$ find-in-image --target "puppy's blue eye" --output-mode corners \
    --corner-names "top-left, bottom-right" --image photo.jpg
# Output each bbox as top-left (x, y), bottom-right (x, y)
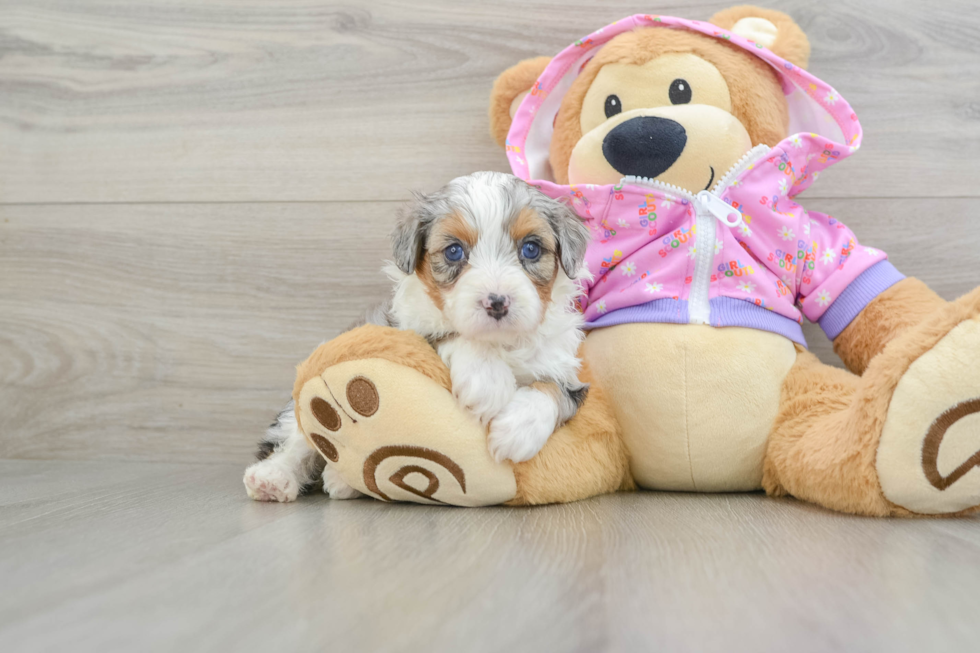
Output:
top-left (444, 244), bottom-right (464, 262)
top-left (521, 242), bottom-right (541, 260)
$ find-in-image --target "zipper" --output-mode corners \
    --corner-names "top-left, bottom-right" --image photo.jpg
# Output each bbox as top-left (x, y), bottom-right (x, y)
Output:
top-left (696, 191), bottom-right (743, 227)
top-left (709, 144), bottom-right (770, 195)
top-left (621, 144), bottom-right (770, 325)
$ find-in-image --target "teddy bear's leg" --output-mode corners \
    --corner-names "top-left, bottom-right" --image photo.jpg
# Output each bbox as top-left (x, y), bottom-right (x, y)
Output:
top-left (291, 325), bottom-right (631, 506)
top-left (764, 287), bottom-right (980, 516)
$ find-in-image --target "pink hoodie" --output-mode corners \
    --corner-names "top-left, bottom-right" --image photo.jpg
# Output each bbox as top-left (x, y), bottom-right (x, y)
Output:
top-left (505, 14), bottom-right (903, 346)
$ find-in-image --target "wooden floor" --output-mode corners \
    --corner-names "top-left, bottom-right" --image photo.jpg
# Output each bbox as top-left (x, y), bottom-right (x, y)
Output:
top-left (3, 459), bottom-right (980, 652)
top-left (2, 1), bottom-right (979, 650)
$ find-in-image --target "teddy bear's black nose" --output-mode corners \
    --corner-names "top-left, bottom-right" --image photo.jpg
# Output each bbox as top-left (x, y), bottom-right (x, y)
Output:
top-left (602, 116), bottom-right (687, 180)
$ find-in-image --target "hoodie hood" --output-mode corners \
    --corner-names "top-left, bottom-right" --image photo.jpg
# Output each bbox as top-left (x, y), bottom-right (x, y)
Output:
top-left (505, 14), bottom-right (862, 195)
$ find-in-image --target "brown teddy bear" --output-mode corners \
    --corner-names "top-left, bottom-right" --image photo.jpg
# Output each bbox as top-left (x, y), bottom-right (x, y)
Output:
top-left (289, 6), bottom-right (980, 516)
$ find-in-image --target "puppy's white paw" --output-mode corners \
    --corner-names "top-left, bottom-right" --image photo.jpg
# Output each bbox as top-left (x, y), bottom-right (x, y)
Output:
top-left (244, 461), bottom-right (299, 502)
top-left (487, 387), bottom-right (559, 463)
top-left (452, 359), bottom-right (516, 425)
top-left (322, 465), bottom-right (363, 500)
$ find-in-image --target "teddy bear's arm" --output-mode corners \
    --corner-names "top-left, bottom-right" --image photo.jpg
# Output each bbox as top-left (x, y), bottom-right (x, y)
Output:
top-left (832, 277), bottom-right (947, 375)
top-left (797, 213), bottom-right (946, 376)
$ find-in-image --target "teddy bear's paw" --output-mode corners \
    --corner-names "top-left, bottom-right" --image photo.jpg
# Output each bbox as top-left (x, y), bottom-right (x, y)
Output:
top-left (322, 465), bottom-right (363, 500)
top-left (877, 314), bottom-right (980, 515)
top-left (295, 358), bottom-right (518, 507)
top-left (243, 460), bottom-right (300, 503)
top-left (487, 387), bottom-right (559, 463)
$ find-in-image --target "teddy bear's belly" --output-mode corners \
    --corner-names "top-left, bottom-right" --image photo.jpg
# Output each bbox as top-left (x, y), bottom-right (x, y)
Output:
top-left (583, 323), bottom-right (798, 492)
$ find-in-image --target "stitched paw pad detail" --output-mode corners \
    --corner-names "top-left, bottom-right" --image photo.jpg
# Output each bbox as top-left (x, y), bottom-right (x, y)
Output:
top-left (295, 359), bottom-right (517, 506)
top-left (303, 377), bottom-right (379, 463)
top-left (921, 398), bottom-right (980, 492)
top-left (877, 317), bottom-right (980, 514)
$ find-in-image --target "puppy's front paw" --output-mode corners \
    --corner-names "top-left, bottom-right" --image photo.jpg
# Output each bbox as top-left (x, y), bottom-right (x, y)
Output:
top-left (452, 360), bottom-right (516, 425)
top-left (322, 465), bottom-right (363, 500)
top-left (244, 461), bottom-right (299, 502)
top-left (487, 387), bottom-right (559, 463)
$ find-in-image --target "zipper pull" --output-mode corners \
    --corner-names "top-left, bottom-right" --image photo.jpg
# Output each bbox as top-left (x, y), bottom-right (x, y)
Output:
top-left (696, 191), bottom-right (743, 228)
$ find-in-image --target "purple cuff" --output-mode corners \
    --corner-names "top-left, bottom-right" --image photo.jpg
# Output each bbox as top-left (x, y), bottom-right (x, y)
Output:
top-left (817, 260), bottom-right (905, 340)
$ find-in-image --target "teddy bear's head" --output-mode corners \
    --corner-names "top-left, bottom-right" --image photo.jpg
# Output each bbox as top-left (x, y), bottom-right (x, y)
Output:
top-left (490, 6), bottom-right (811, 194)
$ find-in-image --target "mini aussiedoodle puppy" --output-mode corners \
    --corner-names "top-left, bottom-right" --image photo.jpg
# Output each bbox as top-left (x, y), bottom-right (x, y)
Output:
top-left (244, 171), bottom-right (592, 502)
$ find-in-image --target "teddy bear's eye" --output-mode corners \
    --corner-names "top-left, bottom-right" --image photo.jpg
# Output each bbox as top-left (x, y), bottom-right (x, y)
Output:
top-left (669, 79), bottom-right (692, 105)
top-left (604, 94), bottom-right (622, 119)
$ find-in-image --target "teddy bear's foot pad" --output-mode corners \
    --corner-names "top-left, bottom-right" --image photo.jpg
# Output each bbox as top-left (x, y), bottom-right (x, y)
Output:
top-left (877, 315), bottom-right (980, 515)
top-left (296, 358), bottom-right (518, 507)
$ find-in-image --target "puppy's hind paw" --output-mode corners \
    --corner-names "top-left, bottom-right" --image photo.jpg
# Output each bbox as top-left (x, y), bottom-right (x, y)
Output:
top-left (322, 465), bottom-right (363, 500)
top-left (244, 461), bottom-right (300, 503)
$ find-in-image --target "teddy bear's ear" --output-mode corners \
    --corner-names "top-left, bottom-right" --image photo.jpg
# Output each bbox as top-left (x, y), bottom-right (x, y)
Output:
top-left (489, 56), bottom-right (551, 147)
top-left (709, 5), bottom-right (810, 69)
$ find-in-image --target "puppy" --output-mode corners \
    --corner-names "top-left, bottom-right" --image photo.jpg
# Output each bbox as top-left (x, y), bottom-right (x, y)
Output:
top-left (244, 171), bottom-right (591, 502)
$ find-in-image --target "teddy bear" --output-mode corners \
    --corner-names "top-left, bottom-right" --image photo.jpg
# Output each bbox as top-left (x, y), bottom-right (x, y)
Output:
top-left (289, 6), bottom-right (980, 516)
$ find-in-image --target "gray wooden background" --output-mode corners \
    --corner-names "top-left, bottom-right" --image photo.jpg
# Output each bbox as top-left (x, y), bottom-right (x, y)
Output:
top-left (2, 0), bottom-right (979, 465)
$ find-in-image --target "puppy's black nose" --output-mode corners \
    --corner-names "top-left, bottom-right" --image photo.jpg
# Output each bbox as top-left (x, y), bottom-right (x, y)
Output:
top-left (483, 294), bottom-right (510, 321)
top-left (602, 116), bottom-right (687, 180)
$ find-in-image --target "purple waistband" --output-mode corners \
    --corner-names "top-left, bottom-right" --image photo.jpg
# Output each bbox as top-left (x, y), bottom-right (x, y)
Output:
top-left (585, 297), bottom-right (807, 346)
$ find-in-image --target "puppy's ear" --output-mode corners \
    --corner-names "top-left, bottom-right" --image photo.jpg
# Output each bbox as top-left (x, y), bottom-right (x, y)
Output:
top-left (542, 199), bottom-right (591, 279)
top-left (489, 56), bottom-right (552, 148)
top-left (710, 6), bottom-right (810, 69)
top-left (391, 192), bottom-right (435, 274)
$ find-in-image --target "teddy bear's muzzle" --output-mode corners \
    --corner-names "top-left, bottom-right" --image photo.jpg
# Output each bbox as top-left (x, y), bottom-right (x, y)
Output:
top-left (602, 115), bottom-right (688, 180)
top-left (567, 104), bottom-right (752, 191)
